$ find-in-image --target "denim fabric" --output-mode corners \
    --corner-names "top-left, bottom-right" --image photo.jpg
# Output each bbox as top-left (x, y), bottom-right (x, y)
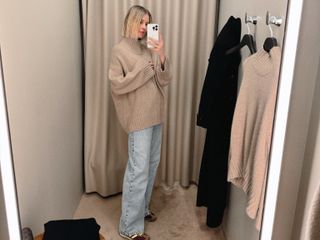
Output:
top-left (119, 124), bottom-right (162, 236)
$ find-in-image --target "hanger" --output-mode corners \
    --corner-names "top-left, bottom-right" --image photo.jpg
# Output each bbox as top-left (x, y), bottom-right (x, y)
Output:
top-left (263, 12), bottom-right (282, 52)
top-left (226, 34), bottom-right (256, 55)
top-left (263, 37), bottom-right (277, 52)
top-left (226, 13), bottom-right (257, 55)
top-left (263, 23), bottom-right (278, 52)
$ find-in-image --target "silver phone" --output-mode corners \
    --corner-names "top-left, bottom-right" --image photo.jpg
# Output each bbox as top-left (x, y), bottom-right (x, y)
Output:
top-left (147, 24), bottom-right (159, 48)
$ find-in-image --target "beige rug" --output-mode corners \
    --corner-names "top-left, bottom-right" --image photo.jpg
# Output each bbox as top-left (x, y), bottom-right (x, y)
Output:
top-left (74, 184), bottom-right (226, 240)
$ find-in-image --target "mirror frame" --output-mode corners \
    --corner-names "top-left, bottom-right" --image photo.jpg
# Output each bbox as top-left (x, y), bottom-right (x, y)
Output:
top-left (261, 0), bottom-right (304, 239)
top-left (0, 46), bottom-right (22, 239)
top-left (0, 0), bottom-right (304, 239)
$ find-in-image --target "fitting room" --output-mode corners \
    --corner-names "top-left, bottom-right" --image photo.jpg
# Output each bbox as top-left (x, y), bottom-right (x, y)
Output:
top-left (1, 0), bottom-right (320, 240)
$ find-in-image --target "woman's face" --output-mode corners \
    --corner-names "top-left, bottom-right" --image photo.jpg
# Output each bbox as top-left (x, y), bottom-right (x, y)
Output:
top-left (138, 14), bottom-right (150, 39)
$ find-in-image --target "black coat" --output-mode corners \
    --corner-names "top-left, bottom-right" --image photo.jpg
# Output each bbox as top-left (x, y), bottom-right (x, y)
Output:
top-left (196, 16), bottom-right (241, 227)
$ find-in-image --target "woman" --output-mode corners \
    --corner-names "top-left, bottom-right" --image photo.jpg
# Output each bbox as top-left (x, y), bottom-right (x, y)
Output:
top-left (108, 5), bottom-right (171, 240)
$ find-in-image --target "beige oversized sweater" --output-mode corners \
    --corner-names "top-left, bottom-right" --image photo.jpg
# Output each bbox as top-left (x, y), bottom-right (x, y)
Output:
top-left (227, 47), bottom-right (281, 230)
top-left (108, 38), bottom-right (172, 133)
top-left (306, 183), bottom-right (320, 240)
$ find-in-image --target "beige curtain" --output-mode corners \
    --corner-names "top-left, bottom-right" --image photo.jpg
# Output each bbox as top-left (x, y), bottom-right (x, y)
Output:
top-left (83, 0), bottom-right (218, 196)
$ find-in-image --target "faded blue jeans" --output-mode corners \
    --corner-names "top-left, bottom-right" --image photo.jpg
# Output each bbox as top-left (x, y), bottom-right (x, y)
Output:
top-left (119, 124), bottom-right (162, 236)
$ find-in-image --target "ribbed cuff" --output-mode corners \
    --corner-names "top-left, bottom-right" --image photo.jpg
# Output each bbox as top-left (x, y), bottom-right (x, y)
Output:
top-left (155, 58), bottom-right (171, 86)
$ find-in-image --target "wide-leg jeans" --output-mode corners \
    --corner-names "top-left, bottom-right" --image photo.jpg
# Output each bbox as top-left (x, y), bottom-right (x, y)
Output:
top-left (119, 124), bottom-right (162, 236)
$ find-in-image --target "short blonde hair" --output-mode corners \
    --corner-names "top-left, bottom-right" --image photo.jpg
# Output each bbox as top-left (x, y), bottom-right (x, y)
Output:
top-left (123, 5), bottom-right (152, 39)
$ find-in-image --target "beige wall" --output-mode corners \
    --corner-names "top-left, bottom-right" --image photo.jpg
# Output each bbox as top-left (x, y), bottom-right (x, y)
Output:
top-left (218, 1), bottom-right (288, 239)
top-left (290, 6), bottom-right (320, 236)
top-left (0, 0), bottom-right (83, 235)
top-left (291, 59), bottom-right (320, 240)
top-left (271, 0), bottom-right (320, 238)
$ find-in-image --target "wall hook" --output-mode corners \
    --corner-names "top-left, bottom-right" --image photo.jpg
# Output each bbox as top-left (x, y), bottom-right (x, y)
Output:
top-left (266, 11), bottom-right (282, 27)
top-left (245, 13), bottom-right (260, 35)
top-left (245, 13), bottom-right (260, 25)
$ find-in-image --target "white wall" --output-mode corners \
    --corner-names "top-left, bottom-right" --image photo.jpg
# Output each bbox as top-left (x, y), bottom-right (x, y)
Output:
top-left (271, 0), bottom-right (320, 238)
top-left (218, 1), bottom-right (288, 239)
top-left (0, 0), bottom-right (83, 235)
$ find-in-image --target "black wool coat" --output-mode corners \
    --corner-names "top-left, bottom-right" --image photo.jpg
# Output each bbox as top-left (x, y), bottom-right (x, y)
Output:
top-left (196, 16), bottom-right (241, 228)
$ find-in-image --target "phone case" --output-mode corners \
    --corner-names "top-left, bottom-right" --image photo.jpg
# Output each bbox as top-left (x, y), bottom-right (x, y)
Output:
top-left (147, 24), bottom-right (159, 48)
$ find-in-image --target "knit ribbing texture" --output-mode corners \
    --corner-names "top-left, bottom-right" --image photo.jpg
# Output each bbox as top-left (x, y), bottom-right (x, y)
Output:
top-left (108, 38), bottom-right (171, 133)
top-left (228, 47), bottom-right (282, 230)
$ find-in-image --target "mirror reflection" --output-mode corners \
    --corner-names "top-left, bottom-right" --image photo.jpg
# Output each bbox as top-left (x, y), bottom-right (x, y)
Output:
top-left (0, 0), bottom-right (289, 239)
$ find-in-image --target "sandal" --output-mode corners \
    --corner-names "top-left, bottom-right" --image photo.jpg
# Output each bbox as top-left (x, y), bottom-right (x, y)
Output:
top-left (119, 232), bottom-right (150, 240)
top-left (144, 212), bottom-right (157, 222)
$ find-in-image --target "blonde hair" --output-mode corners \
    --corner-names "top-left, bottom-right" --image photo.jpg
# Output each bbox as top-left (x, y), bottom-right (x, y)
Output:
top-left (123, 5), bottom-right (152, 39)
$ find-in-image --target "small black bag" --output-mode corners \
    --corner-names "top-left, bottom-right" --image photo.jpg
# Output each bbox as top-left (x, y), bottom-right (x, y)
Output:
top-left (43, 218), bottom-right (100, 240)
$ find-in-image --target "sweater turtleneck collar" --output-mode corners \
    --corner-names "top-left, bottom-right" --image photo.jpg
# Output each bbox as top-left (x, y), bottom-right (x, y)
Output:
top-left (121, 37), bottom-right (146, 55)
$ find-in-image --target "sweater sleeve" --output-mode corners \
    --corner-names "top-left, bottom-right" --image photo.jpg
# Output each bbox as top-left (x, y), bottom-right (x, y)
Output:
top-left (108, 49), bottom-right (155, 95)
top-left (154, 56), bottom-right (172, 86)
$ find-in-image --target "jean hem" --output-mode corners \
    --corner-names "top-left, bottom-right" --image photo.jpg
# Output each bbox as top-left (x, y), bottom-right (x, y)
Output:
top-left (119, 231), bottom-right (145, 238)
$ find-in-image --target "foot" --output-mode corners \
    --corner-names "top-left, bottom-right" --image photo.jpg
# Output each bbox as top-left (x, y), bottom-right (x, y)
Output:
top-left (144, 212), bottom-right (157, 222)
top-left (119, 232), bottom-right (150, 240)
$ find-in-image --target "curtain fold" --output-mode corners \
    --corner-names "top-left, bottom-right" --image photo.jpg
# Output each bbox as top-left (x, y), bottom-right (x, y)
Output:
top-left (83, 0), bottom-right (218, 196)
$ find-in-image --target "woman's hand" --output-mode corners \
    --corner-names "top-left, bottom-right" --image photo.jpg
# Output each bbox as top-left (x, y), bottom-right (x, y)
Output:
top-left (147, 34), bottom-right (166, 65)
top-left (149, 61), bottom-right (154, 70)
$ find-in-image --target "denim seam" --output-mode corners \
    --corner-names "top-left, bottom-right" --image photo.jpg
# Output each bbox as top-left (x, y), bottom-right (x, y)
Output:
top-left (124, 133), bottom-right (136, 230)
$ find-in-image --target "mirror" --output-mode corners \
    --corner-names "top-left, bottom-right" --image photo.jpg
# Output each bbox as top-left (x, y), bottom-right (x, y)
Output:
top-left (0, 46), bottom-right (21, 239)
top-left (0, 170), bottom-right (10, 240)
top-left (0, 46), bottom-right (9, 240)
top-left (0, 0), bottom-right (305, 239)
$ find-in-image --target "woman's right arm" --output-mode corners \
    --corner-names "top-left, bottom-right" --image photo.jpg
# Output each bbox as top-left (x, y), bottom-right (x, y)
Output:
top-left (108, 49), bottom-right (155, 95)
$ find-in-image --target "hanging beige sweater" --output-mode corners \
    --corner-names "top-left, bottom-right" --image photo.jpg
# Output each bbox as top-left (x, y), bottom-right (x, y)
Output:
top-left (228, 47), bottom-right (281, 230)
top-left (306, 183), bottom-right (320, 240)
top-left (108, 37), bottom-right (172, 133)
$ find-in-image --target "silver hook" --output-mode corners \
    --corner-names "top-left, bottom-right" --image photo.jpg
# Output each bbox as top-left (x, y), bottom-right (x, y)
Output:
top-left (245, 13), bottom-right (259, 25)
top-left (266, 11), bottom-right (282, 37)
top-left (245, 13), bottom-right (260, 35)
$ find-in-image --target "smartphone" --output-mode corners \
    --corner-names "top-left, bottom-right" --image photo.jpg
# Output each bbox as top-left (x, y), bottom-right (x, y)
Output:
top-left (147, 24), bottom-right (159, 48)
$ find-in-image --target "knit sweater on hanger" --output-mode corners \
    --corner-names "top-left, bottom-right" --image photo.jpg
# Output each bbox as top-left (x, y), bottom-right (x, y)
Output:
top-left (108, 37), bottom-right (172, 133)
top-left (306, 183), bottom-right (320, 240)
top-left (228, 47), bottom-right (282, 230)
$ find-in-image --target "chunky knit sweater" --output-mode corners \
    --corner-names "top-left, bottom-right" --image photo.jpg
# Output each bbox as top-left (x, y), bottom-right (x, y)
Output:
top-left (227, 47), bottom-right (281, 230)
top-left (108, 38), bottom-right (172, 133)
top-left (306, 183), bottom-right (320, 240)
